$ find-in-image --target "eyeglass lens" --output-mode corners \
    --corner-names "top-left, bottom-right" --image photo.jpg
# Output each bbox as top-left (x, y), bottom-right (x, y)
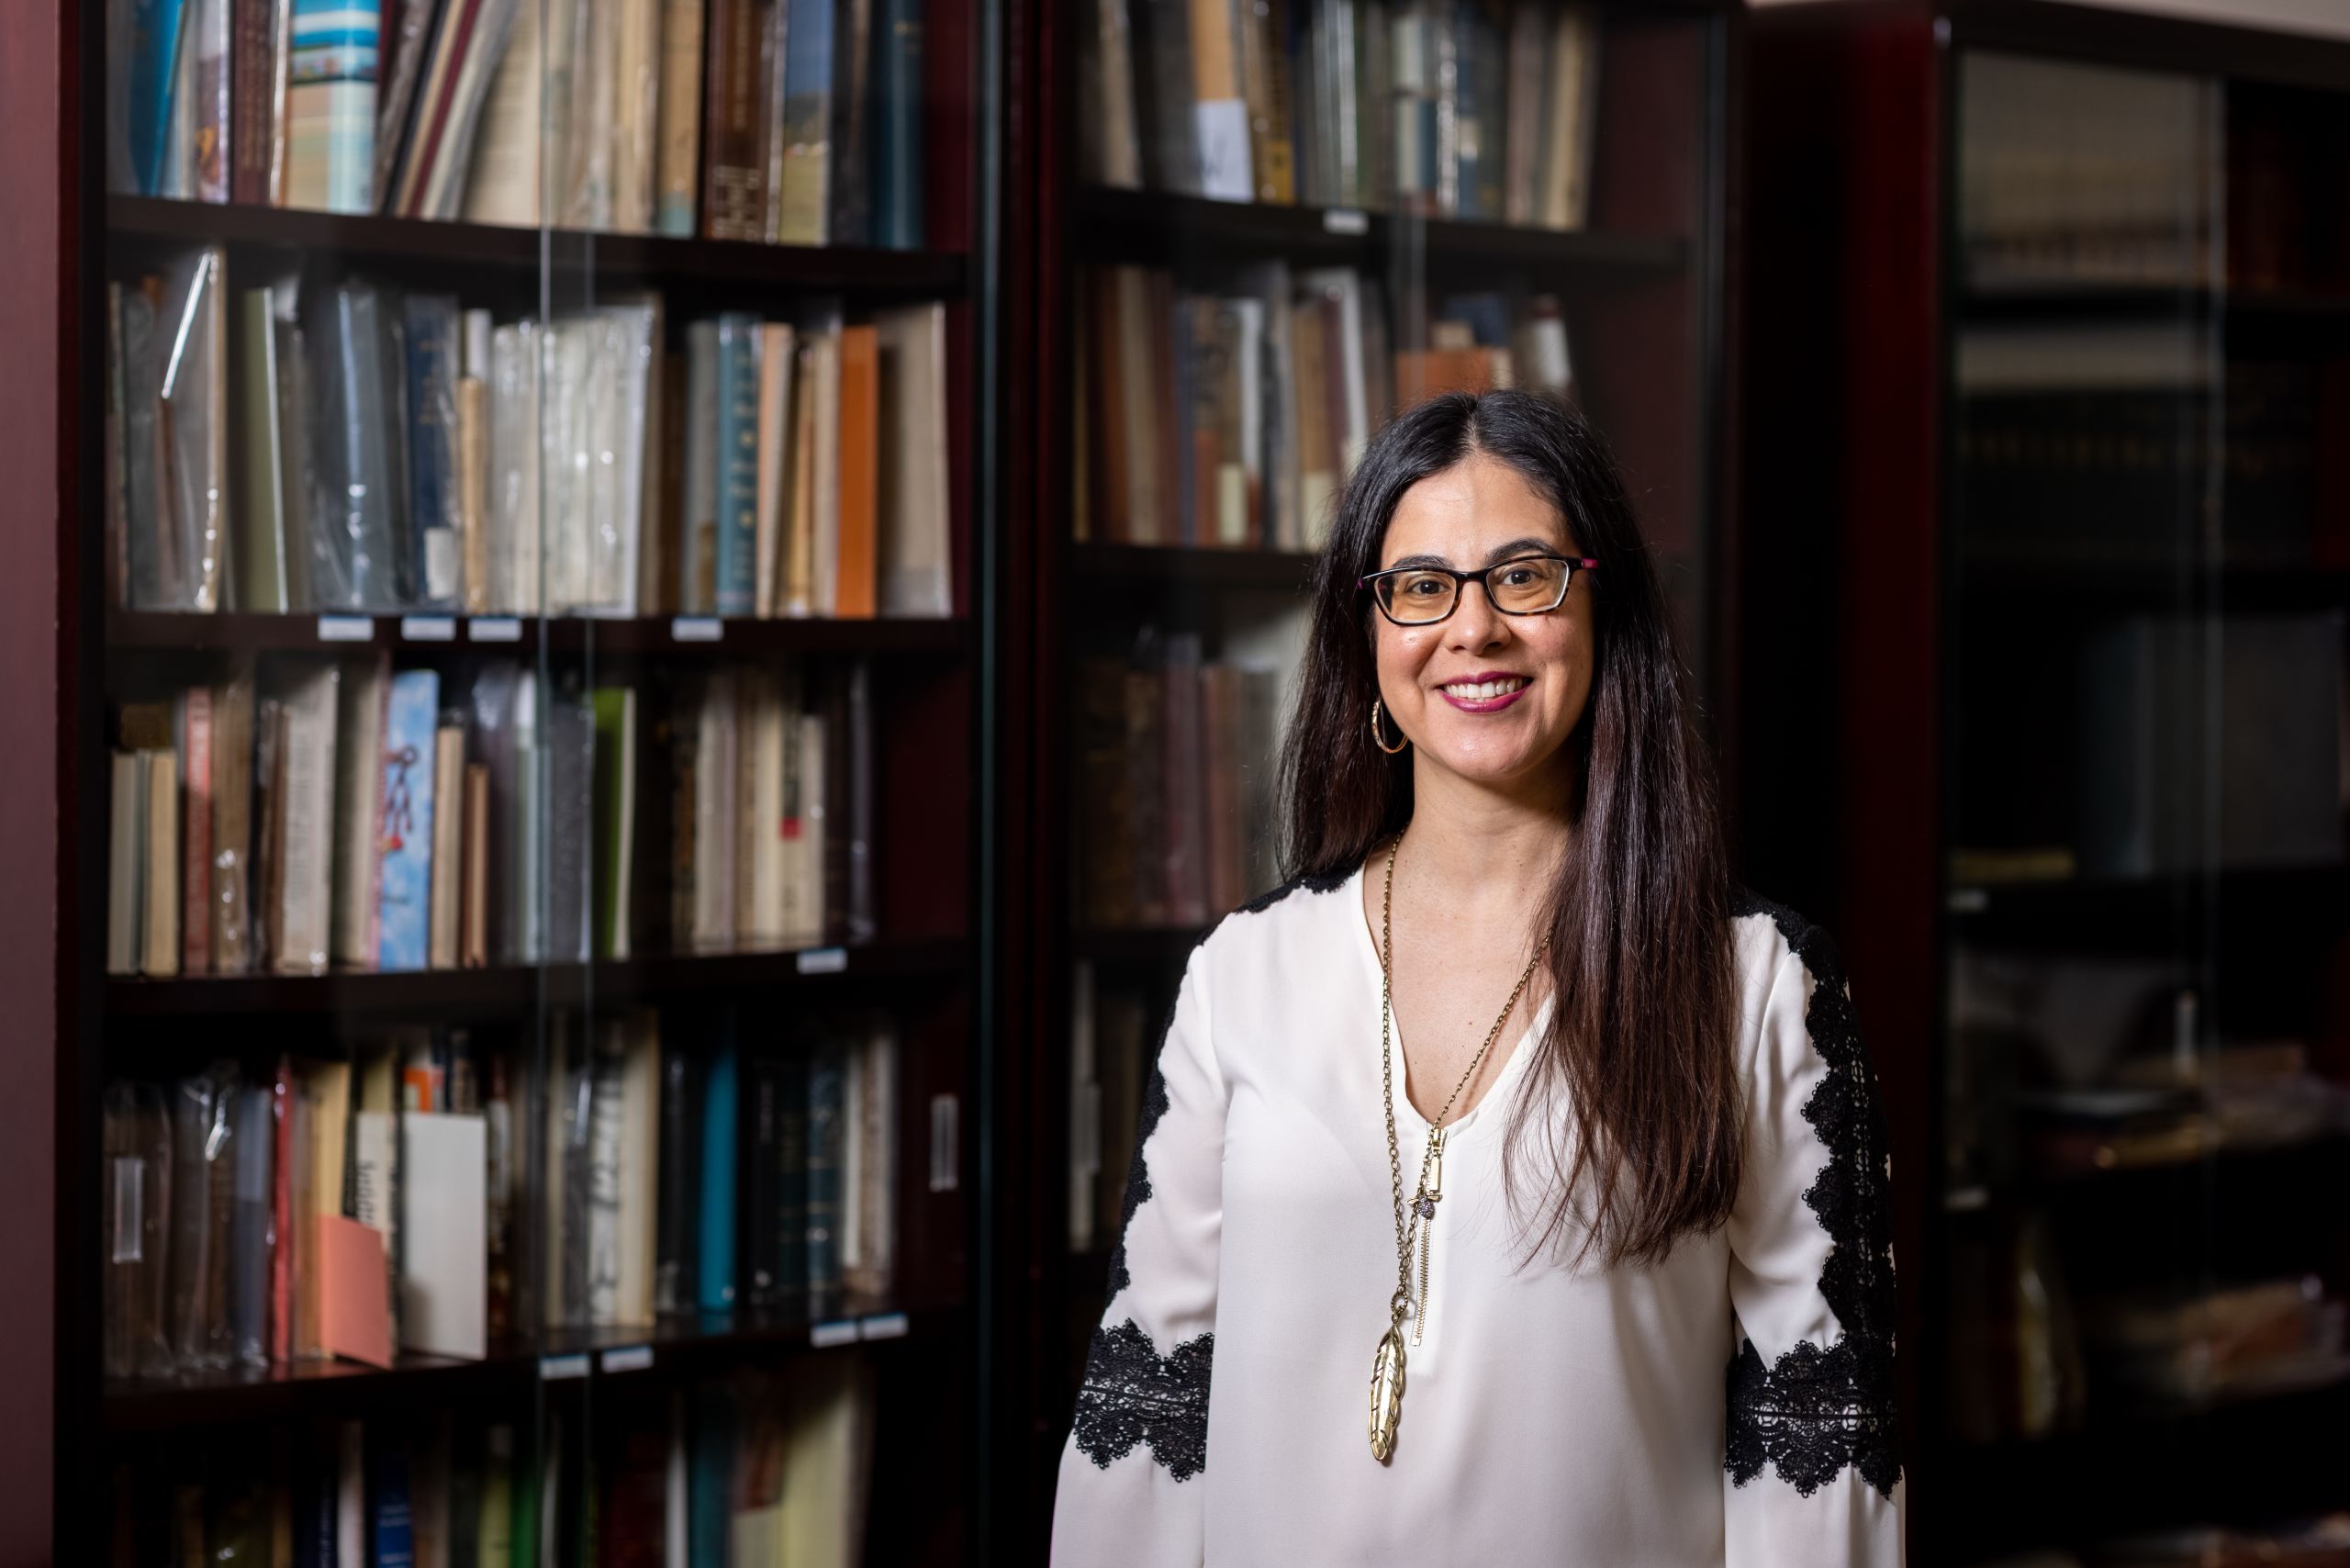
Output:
top-left (1375, 558), bottom-right (1569, 623)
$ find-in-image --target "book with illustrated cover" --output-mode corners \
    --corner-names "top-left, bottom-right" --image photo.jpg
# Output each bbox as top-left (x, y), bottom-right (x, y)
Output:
top-left (375, 668), bottom-right (442, 972)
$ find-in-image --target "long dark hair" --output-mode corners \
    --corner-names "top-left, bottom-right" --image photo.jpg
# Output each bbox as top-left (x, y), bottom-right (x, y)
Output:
top-left (1279, 388), bottom-right (1742, 1271)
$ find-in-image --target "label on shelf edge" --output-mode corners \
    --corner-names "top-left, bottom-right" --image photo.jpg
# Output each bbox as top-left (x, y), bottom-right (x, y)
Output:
top-left (316, 615), bottom-right (374, 643)
top-left (811, 1319), bottom-right (859, 1350)
top-left (539, 1353), bottom-right (591, 1381)
top-left (672, 616), bottom-right (723, 643)
top-left (859, 1312), bottom-right (910, 1341)
top-left (795, 946), bottom-right (849, 975)
top-left (469, 616), bottom-right (523, 643)
top-left (600, 1345), bottom-right (655, 1373)
top-left (1324, 207), bottom-right (1370, 235)
top-left (400, 614), bottom-right (457, 642)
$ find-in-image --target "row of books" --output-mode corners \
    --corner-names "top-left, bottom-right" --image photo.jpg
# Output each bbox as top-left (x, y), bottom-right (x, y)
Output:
top-left (109, 1364), bottom-right (876, 1565)
top-left (108, 251), bottom-right (952, 618)
top-left (1075, 262), bottom-right (1574, 550)
top-left (111, 0), bottom-right (928, 249)
top-left (102, 1009), bottom-right (899, 1381)
top-left (1084, 0), bottom-right (1604, 227)
top-left (105, 655), bottom-right (869, 978)
top-left (1075, 638), bottom-right (1284, 931)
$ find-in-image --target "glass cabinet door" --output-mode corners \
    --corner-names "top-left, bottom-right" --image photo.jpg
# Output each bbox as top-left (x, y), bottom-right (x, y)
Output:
top-left (1938, 44), bottom-right (2350, 1564)
top-left (1051, 0), bottom-right (1730, 1434)
top-left (94, 0), bottom-right (983, 1559)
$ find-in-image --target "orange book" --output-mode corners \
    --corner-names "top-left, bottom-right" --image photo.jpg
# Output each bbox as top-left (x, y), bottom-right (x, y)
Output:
top-left (834, 324), bottom-right (879, 617)
top-left (1395, 348), bottom-right (1509, 409)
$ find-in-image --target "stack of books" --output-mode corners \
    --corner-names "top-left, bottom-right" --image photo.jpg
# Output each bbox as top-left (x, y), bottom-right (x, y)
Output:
top-left (111, 0), bottom-right (929, 247)
top-left (1081, 0), bottom-right (1605, 224)
top-left (106, 253), bottom-right (953, 619)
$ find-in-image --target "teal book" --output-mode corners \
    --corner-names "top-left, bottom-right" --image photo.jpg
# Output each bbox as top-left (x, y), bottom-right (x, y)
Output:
top-left (697, 1036), bottom-right (737, 1312)
top-left (688, 1383), bottom-right (734, 1568)
top-left (871, 0), bottom-right (925, 248)
top-left (126, 0), bottom-right (192, 195)
top-left (375, 669), bottom-right (441, 970)
top-left (712, 316), bottom-right (762, 616)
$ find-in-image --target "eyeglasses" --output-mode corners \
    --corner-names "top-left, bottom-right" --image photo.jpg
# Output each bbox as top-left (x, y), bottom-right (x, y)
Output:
top-left (1358, 554), bottom-right (1598, 626)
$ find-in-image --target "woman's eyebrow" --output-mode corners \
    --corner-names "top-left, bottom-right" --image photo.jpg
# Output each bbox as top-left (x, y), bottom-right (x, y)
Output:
top-left (1379, 538), bottom-right (1561, 572)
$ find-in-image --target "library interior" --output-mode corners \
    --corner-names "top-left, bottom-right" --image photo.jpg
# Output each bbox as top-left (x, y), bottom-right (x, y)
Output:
top-left (5, 0), bottom-right (2350, 1562)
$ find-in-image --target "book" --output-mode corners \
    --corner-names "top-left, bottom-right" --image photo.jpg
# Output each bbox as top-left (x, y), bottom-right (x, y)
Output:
top-left (714, 315), bottom-right (764, 616)
top-left (698, 1035), bottom-right (737, 1312)
top-left (376, 668), bottom-right (442, 971)
top-left (428, 724), bottom-right (465, 969)
top-left (655, 0), bottom-right (705, 234)
top-left (179, 686), bottom-right (213, 975)
top-left (398, 1112), bottom-right (487, 1359)
top-left (874, 303), bottom-right (951, 616)
top-left (284, 0), bottom-right (381, 213)
top-left (403, 293), bottom-right (464, 608)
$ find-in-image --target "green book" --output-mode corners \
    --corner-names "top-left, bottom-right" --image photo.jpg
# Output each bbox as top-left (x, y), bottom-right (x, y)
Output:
top-left (591, 687), bottom-right (638, 959)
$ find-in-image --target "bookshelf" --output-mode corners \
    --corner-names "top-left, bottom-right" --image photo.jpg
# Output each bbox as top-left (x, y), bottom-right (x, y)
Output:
top-left (992, 0), bottom-right (1743, 1552)
top-left (23, 0), bottom-right (991, 1558)
top-left (1745, 2), bottom-right (2350, 1562)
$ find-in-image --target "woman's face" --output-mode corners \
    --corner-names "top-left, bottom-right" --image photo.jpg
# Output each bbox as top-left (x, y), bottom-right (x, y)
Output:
top-left (1369, 451), bottom-right (1595, 793)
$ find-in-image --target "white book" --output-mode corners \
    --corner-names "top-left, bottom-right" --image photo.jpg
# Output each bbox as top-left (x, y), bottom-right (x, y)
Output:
top-left (276, 664), bottom-right (341, 975)
top-left (489, 322), bottom-right (543, 615)
top-left (337, 1423), bottom-right (365, 1565)
top-left (745, 671), bottom-right (788, 945)
top-left (587, 1023), bottom-right (626, 1326)
top-left (400, 1114), bottom-right (487, 1360)
top-left (461, 0), bottom-right (546, 226)
top-left (796, 708), bottom-right (827, 941)
top-left (845, 1024), bottom-right (897, 1296)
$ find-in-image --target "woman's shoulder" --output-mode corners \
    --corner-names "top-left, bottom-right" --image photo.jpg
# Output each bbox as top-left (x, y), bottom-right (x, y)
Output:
top-left (1726, 882), bottom-right (1865, 1078)
top-left (1727, 883), bottom-right (1850, 988)
top-left (1184, 865), bottom-right (1362, 984)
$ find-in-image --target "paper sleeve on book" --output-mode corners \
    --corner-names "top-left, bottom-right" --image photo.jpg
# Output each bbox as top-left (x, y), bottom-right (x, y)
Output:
top-left (319, 1215), bottom-right (395, 1371)
top-left (400, 1112), bottom-right (488, 1360)
top-left (1193, 100), bottom-right (1255, 202)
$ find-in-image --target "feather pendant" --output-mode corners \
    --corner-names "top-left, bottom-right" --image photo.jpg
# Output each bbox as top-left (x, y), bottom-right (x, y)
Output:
top-left (1369, 1325), bottom-right (1407, 1462)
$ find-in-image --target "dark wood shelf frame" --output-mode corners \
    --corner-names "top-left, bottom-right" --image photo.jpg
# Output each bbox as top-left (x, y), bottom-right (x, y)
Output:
top-left (1067, 543), bottom-right (1321, 592)
top-left (106, 196), bottom-right (969, 298)
top-left (106, 610), bottom-right (970, 657)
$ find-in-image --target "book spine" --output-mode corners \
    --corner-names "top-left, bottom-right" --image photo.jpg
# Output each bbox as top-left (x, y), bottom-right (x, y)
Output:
top-left (271, 1059), bottom-right (294, 1361)
top-left (181, 686), bottom-right (213, 974)
top-left (701, 0), bottom-right (767, 239)
top-left (803, 1042), bottom-right (845, 1296)
top-left (827, 0), bottom-right (874, 246)
top-left (713, 316), bottom-right (762, 616)
top-left (776, 0), bottom-right (835, 244)
top-left (655, 0), bottom-right (706, 235)
top-left (375, 669), bottom-right (442, 972)
top-left (655, 1043), bottom-right (696, 1316)
top-left (776, 1054), bottom-right (809, 1304)
top-left (872, 0), bottom-right (923, 247)
top-left (403, 295), bottom-right (462, 608)
top-left (284, 0), bottom-right (380, 214)
top-left (230, 0), bottom-right (276, 201)
top-left (696, 1039), bottom-right (737, 1312)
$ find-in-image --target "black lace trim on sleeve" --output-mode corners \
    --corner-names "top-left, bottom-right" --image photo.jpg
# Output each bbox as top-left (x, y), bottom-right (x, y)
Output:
top-left (1103, 1058), bottom-right (1171, 1301)
top-left (1723, 890), bottom-right (1903, 1502)
top-left (1074, 1318), bottom-right (1215, 1482)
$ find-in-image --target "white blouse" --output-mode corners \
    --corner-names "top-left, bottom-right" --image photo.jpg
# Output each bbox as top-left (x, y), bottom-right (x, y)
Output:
top-left (1050, 866), bottom-right (1906, 1567)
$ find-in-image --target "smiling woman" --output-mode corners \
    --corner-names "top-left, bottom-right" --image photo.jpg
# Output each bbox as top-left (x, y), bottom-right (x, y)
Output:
top-left (1049, 390), bottom-right (1905, 1567)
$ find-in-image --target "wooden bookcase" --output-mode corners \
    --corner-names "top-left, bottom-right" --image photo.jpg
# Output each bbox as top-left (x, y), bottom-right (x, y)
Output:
top-left (11, 0), bottom-right (994, 1560)
top-left (1745, 2), bottom-right (2350, 1561)
top-left (986, 0), bottom-right (1745, 1553)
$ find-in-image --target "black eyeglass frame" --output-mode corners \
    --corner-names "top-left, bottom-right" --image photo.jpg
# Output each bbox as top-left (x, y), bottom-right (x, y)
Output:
top-left (1356, 554), bottom-right (1600, 626)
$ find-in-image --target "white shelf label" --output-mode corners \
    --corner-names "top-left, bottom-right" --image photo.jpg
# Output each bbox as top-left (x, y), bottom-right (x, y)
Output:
top-left (469, 616), bottom-right (523, 643)
top-left (810, 1319), bottom-right (860, 1350)
top-left (539, 1353), bottom-right (591, 1382)
top-left (859, 1312), bottom-right (910, 1342)
top-left (316, 615), bottom-right (374, 643)
top-left (671, 616), bottom-right (723, 643)
top-left (1323, 207), bottom-right (1370, 235)
top-left (600, 1344), bottom-right (655, 1373)
top-left (795, 946), bottom-right (849, 975)
top-left (400, 615), bottom-right (456, 643)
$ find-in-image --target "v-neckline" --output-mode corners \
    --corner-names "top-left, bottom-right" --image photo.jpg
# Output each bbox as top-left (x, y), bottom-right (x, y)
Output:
top-left (1347, 861), bottom-right (1553, 1141)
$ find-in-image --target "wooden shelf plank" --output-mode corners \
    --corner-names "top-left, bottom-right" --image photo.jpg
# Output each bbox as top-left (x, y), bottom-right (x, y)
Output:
top-left (103, 1302), bottom-right (952, 1434)
top-left (1069, 543), bottom-right (1320, 592)
top-left (107, 196), bottom-right (968, 297)
top-left (106, 610), bottom-right (968, 656)
top-left (104, 938), bottom-right (967, 1018)
top-left (1072, 186), bottom-right (1689, 274)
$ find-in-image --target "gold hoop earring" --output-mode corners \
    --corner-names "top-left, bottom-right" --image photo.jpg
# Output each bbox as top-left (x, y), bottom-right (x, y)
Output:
top-left (1370, 698), bottom-right (1409, 755)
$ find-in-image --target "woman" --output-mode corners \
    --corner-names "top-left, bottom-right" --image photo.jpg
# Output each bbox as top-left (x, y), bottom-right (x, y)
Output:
top-left (1050, 389), bottom-right (1904, 1565)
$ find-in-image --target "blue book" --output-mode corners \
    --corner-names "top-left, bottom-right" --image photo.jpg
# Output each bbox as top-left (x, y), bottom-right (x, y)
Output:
top-left (804, 1040), bottom-right (846, 1298)
top-left (375, 669), bottom-right (441, 970)
top-left (126, 0), bottom-right (192, 196)
top-left (871, 0), bottom-right (924, 249)
top-left (697, 1036), bottom-right (737, 1311)
top-left (712, 317), bottom-right (762, 617)
top-left (370, 1435), bottom-right (415, 1568)
top-left (776, 1055), bottom-right (810, 1306)
top-left (778, 0), bottom-right (837, 245)
top-left (401, 294), bottom-right (462, 610)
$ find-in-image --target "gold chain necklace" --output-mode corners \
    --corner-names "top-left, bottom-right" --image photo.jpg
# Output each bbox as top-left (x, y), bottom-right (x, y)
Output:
top-left (1369, 834), bottom-right (1549, 1463)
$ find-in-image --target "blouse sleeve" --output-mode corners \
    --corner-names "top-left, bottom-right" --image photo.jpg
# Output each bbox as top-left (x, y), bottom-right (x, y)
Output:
top-left (1723, 921), bottom-right (1906, 1567)
top-left (1050, 954), bottom-right (1225, 1568)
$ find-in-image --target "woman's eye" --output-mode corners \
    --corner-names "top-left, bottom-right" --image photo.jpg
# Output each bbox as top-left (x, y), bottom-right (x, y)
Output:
top-left (1404, 577), bottom-right (1446, 596)
top-left (1499, 568), bottom-right (1534, 587)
